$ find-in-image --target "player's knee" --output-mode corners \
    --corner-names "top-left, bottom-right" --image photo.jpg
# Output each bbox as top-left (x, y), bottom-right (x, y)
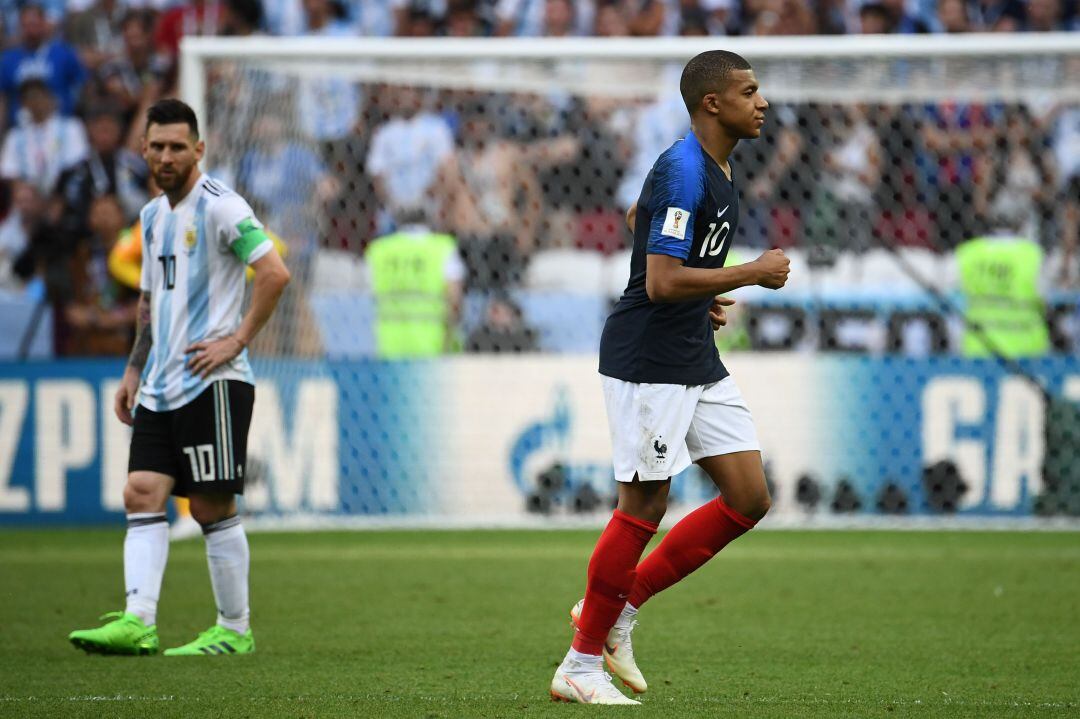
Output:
top-left (741, 492), bottom-right (771, 522)
top-left (188, 496), bottom-right (235, 526)
top-left (123, 477), bottom-right (167, 513)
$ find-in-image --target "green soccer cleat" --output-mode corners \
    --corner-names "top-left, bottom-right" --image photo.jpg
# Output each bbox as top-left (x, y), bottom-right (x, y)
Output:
top-left (69, 612), bottom-right (159, 656)
top-left (164, 625), bottom-right (254, 656)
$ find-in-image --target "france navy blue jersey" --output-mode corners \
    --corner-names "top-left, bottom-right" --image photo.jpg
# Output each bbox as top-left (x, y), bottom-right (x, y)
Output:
top-left (599, 132), bottom-right (738, 386)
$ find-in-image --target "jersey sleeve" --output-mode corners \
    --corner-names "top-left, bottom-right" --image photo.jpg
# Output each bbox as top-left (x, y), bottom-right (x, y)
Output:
top-left (210, 193), bottom-right (274, 265)
top-left (138, 214), bottom-right (153, 291)
top-left (646, 148), bottom-right (704, 261)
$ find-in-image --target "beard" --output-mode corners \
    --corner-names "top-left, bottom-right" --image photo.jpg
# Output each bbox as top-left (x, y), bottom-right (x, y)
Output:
top-left (153, 163), bottom-right (193, 192)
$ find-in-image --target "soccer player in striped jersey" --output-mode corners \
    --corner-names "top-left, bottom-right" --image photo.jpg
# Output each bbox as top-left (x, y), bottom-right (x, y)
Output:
top-left (69, 99), bottom-right (290, 657)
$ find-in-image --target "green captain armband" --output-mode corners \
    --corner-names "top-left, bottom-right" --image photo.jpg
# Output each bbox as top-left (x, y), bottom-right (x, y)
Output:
top-left (231, 217), bottom-right (270, 263)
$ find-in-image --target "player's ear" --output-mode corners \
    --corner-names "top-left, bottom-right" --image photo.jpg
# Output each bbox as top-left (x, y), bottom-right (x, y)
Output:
top-left (701, 92), bottom-right (722, 116)
top-left (194, 138), bottom-right (206, 163)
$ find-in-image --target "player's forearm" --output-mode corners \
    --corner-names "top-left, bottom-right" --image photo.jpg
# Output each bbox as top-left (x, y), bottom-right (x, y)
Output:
top-left (647, 262), bottom-right (762, 303)
top-left (233, 264), bottom-right (290, 346)
top-left (127, 292), bottom-right (153, 371)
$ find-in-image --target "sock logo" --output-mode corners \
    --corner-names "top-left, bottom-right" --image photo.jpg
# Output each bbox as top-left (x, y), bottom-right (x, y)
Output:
top-left (126, 589), bottom-right (138, 597)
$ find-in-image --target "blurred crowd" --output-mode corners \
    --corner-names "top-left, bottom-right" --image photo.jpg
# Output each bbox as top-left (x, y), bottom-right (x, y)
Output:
top-left (0, 0), bottom-right (1077, 359)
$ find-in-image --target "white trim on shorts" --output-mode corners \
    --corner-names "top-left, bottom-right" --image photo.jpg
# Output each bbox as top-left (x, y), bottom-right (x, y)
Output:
top-left (601, 375), bottom-right (761, 483)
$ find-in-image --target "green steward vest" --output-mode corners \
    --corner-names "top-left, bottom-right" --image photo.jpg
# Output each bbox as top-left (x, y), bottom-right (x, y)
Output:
top-left (956, 236), bottom-right (1049, 358)
top-left (366, 231), bottom-right (457, 358)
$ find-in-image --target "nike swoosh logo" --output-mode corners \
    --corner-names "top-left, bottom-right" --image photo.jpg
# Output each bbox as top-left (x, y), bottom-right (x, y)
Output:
top-left (564, 676), bottom-right (596, 703)
top-left (717, 204), bottom-right (730, 219)
top-left (605, 643), bottom-right (619, 655)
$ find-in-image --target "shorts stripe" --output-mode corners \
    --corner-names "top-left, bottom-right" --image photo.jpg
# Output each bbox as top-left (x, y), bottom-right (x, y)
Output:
top-left (215, 382), bottom-right (227, 480)
top-left (224, 387), bottom-right (234, 480)
top-left (214, 384), bottom-right (223, 479)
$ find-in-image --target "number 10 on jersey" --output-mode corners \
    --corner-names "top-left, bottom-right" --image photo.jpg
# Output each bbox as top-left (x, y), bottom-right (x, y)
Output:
top-left (158, 254), bottom-right (176, 290)
top-left (699, 221), bottom-right (730, 258)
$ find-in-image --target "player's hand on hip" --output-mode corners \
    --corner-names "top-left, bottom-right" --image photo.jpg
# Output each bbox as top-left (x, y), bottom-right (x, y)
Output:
top-left (754, 249), bottom-right (790, 290)
top-left (185, 336), bottom-right (244, 380)
top-left (710, 296), bottom-right (736, 330)
top-left (114, 368), bottom-right (140, 426)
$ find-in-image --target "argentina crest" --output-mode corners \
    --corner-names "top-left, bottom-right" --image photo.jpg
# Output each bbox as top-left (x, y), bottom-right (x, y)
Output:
top-left (184, 225), bottom-right (197, 254)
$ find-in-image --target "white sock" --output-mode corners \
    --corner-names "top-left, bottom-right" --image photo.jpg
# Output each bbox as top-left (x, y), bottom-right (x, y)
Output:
top-left (563, 647), bottom-right (604, 670)
top-left (123, 513), bottom-right (169, 627)
top-left (202, 515), bottom-right (250, 634)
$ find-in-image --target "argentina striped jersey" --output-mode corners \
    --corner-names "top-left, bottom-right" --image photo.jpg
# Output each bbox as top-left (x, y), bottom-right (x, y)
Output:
top-left (138, 174), bottom-right (273, 412)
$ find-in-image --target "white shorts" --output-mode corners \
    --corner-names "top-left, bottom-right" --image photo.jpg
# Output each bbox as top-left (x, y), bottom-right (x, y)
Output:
top-left (602, 375), bottom-right (761, 483)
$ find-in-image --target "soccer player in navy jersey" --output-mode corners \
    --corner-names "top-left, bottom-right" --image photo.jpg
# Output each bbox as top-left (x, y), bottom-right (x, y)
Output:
top-left (550, 50), bottom-right (790, 705)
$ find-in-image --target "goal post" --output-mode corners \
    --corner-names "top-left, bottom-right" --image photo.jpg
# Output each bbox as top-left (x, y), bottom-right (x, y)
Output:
top-left (175, 34), bottom-right (1080, 527)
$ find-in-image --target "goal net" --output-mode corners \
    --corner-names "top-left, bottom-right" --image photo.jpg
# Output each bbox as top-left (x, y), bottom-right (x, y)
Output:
top-left (181, 35), bottom-right (1080, 526)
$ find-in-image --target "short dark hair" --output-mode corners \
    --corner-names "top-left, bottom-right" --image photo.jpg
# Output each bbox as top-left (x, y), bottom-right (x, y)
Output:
top-left (146, 98), bottom-right (199, 139)
top-left (225, 0), bottom-right (264, 29)
top-left (17, 76), bottom-right (50, 98)
top-left (679, 50), bottom-right (753, 115)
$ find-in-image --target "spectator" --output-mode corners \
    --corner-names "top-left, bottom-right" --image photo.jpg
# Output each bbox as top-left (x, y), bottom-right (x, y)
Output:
top-left (858, 0), bottom-right (893, 31)
top-left (446, 0), bottom-right (491, 34)
top-left (0, 0), bottom-right (64, 44)
top-left (1, 182), bottom-right (48, 289)
top-left (296, 0), bottom-right (360, 147)
top-left (466, 293), bottom-right (539, 352)
top-left (154, 0), bottom-right (224, 61)
top-left (494, 0), bottom-right (594, 36)
top-left (626, 0), bottom-right (680, 36)
top-left (883, 0), bottom-right (934, 31)
top-left (91, 10), bottom-right (168, 141)
top-left (235, 113), bottom-right (338, 250)
top-left (975, 104), bottom-right (1054, 247)
top-left (223, 0), bottom-right (266, 34)
top-left (398, 2), bottom-right (441, 35)
top-left (64, 0), bottom-right (128, 74)
top-left (56, 107), bottom-right (149, 237)
top-left (0, 78), bottom-right (88, 195)
top-left (62, 194), bottom-right (137, 356)
top-left (0, 180), bottom-right (21, 288)
top-left (366, 85), bottom-right (454, 232)
top-left (805, 104), bottom-right (882, 262)
top-left (733, 103), bottom-right (805, 249)
top-left (594, 0), bottom-right (631, 34)
top-left (934, 0), bottom-right (972, 30)
top-left (1052, 103), bottom-right (1080, 284)
top-left (919, 101), bottom-right (996, 249)
top-left (535, 96), bottom-right (628, 253)
top-left (1024, 0), bottom-right (1069, 30)
top-left (0, 3), bottom-right (86, 128)
top-left (443, 102), bottom-right (542, 286)
top-left (748, 0), bottom-right (817, 34)
top-left (351, 0), bottom-right (412, 36)
top-left (968, 0), bottom-right (1025, 30)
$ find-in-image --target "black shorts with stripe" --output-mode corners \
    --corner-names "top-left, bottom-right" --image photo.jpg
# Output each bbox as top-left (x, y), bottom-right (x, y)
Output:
top-left (128, 380), bottom-right (254, 497)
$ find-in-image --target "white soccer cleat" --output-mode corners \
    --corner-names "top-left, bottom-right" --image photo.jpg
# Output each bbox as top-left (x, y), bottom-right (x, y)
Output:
top-left (570, 598), bottom-right (648, 694)
top-left (550, 655), bottom-right (641, 705)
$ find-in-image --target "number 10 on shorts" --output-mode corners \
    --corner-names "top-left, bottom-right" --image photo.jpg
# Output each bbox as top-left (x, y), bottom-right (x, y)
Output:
top-left (182, 444), bottom-right (216, 482)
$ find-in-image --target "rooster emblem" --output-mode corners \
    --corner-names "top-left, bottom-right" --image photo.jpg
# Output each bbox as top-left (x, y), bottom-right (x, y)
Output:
top-left (653, 439), bottom-right (667, 459)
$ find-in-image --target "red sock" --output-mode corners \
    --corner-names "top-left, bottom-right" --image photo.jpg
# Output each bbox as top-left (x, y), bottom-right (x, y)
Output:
top-left (627, 497), bottom-right (755, 610)
top-left (571, 509), bottom-right (658, 655)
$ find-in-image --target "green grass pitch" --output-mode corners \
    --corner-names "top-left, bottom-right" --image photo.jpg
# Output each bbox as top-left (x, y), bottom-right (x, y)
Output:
top-left (1, 528), bottom-right (1077, 718)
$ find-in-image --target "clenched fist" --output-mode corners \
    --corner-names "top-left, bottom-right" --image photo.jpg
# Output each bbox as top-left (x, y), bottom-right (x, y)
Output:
top-left (754, 248), bottom-right (790, 290)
